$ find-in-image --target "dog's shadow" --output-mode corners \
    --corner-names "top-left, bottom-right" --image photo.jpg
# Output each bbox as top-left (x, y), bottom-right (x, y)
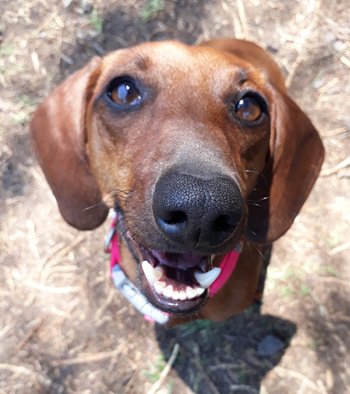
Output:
top-left (155, 245), bottom-right (296, 393)
top-left (155, 310), bottom-right (296, 393)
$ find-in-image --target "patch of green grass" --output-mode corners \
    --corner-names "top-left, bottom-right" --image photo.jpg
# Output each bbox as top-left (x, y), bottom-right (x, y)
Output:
top-left (323, 266), bottom-right (338, 276)
top-left (141, 0), bottom-right (165, 21)
top-left (143, 354), bottom-right (166, 382)
top-left (326, 235), bottom-right (342, 248)
top-left (0, 44), bottom-right (14, 56)
top-left (246, 303), bottom-right (261, 314)
top-left (193, 372), bottom-right (201, 392)
top-left (309, 338), bottom-right (317, 351)
top-left (280, 285), bottom-right (293, 298)
top-left (300, 284), bottom-right (310, 296)
top-left (168, 379), bottom-right (174, 394)
top-left (180, 319), bottom-right (215, 336)
top-left (15, 94), bottom-right (40, 110)
top-left (9, 112), bottom-right (30, 124)
top-left (90, 9), bottom-right (103, 34)
top-left (284, 268), bottom-right (303, 281)
top-left (238, 371), bottom-right (246, 384)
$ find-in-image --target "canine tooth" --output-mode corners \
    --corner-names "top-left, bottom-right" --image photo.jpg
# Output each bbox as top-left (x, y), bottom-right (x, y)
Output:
top-left (195, 287), bottom-right (205, 296)
top-left (179, 290), bottom-right (187, 301)
top-left (163, 285), bottom-right (174, 298)
top-left (194, 267), bottom-right (221, 288)
top-left (186, 286), bottom-right (197, 299)
top-left (142, 261), bottom-right (162, 285)
top-left (154, 280), bottom-right (165, 295)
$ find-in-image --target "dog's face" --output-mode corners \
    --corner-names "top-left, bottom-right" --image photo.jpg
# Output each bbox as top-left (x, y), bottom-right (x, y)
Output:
top-left (85, 42), bottom-right (271, 314)
top-left (30, 39), bottom-right (324, 321)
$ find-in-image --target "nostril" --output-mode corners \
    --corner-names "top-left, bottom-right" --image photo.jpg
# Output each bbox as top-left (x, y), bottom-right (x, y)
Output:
top-left (163, 211), bottom-right (187, 226)
top-left (212, 214), bottom-right (238, 234)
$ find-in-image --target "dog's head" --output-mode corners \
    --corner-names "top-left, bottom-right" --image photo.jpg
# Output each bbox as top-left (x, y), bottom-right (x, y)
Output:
top-left (30, 39), bottom-right (324, 317)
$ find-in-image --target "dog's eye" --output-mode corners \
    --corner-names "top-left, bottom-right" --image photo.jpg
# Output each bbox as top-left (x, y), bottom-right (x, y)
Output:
top-left (235, 96), bottom-right (263, 122)
top-left (108, 80), bottom-right (142, 106)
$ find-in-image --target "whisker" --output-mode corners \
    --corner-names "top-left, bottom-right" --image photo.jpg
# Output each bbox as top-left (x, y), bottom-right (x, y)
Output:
top-left (82, 201), bottom-right (107, 211)
top-left (245, 169), bottom-right (268, 184)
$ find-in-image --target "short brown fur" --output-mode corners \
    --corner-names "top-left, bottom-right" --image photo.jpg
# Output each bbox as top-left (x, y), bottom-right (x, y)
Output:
top-left (30, 39), bottom-right (324, 324)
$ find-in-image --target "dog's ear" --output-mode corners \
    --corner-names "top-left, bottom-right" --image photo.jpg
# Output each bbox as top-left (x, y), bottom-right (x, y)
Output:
top-left (246, 89), bottom-right (324, 243)
top-left (30, 58), bottom-right (109, 230)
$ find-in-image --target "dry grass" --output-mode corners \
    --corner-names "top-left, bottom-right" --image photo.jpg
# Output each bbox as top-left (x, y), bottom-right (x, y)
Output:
top-left (1, 0), bottom-right (349, 393)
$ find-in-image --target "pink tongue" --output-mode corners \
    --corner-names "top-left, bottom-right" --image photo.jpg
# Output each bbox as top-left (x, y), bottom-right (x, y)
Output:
top-left (150, 250), bottom-right (206, 269)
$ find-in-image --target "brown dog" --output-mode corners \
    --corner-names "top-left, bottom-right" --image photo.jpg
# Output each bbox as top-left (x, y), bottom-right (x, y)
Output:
top-left (30, 39), bottom-right (324, 324)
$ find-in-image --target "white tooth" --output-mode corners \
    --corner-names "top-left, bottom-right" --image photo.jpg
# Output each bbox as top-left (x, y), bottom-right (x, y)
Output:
top-left (142, 261), bottom-right (162, 285)
top-left (179, 290), bottom-right (187, 301)
top-left (186, 286), bottom-right (197, 299)
top-left (163, 285), bottom-right (173, 298)
top-left (172, 290), bottom-right (180, 300)
top-left (154, 281), bottom-right (164, 295)
top-left (195, 287), bottom-right (205, 296)
top-left (194, 267), bottom-right (221, 288)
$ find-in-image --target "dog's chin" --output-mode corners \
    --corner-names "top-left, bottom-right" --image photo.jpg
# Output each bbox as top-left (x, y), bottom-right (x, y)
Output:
top-left (116, 210), bottom-right (240, 316)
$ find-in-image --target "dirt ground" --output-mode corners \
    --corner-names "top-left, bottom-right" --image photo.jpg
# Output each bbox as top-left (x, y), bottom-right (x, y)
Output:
top-left (1, 0), bottom-right (349, 393)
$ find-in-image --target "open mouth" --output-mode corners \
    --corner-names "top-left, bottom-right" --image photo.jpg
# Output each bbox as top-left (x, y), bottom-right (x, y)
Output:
top-left (117, 212), bottom-right (221, 315)
top-left (139, 248), bottom-right (220, 315)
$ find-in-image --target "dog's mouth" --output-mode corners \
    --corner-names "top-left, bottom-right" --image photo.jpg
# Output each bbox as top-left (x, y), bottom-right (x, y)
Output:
top-left (117, 212), bottom-right (220, 316)
top-left (139, 248), bottom-right (219, 315)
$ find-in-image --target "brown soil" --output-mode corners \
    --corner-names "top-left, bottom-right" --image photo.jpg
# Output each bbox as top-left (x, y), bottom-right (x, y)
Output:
top-left (1, 1), bottom-right (349, 393)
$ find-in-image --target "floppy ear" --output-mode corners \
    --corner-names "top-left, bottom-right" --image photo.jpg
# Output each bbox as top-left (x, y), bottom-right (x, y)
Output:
top-left (246, 89), bottom-right (324, 243)
top-left (30, 58), bottom-right (109, 230)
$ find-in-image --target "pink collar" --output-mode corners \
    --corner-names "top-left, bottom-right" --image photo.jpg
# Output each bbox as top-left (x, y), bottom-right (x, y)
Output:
top-left (107, 216), bottom-right (240, 298)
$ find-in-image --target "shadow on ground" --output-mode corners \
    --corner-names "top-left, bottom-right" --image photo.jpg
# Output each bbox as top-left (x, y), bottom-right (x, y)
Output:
top-left (156, 311), bottom-right (296, 393)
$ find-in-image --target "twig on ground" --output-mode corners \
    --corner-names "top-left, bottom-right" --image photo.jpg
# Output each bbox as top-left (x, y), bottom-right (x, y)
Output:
top-left (230, 384), bottom-right (258, 393)
top-left (330, 241), bottom-right (350, 255)
top-left (321, 156), bottom-right (350, 176)
top-left (219, 0), bottom-right (243, 39)
top-left (236, 0), bottom-right (249, 39)
top-left (192, 358), bottom-right (221, 394)
top-left (51, 350), bottom-right (120, 367)
top-left (318, 276), bottom-right (350, 287)
top-left (340, 56), bottom-right (350, 69)
top-left (147, 343), bottom-right (180, 394)
top-left (24, 281), bottom-right (80, 294)
top-left (13, 317), bottom-right (45, 354)
top-left (285, 53), bottom-right (303, 89)
top-left (324, 127), bottom-right (347, 137)
top-left (275, 366), bottom-right (321, 392)
top-left (0, 363), bottom-right (49, 386)
top-left (42, 234), bottom-right (86, 268)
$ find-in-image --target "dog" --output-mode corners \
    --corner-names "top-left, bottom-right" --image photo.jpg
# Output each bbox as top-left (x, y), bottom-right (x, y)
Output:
top-left (30, 38), bottom-right (324, 325)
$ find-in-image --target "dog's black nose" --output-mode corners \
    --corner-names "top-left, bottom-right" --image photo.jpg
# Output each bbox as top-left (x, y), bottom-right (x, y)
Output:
top-left (153, 172), bottom-right (243, 248)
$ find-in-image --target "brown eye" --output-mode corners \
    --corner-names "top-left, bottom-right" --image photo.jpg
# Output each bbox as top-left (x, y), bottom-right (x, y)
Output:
top-left (109, 80), bottom-right (142, 106)
top-left (235, 96), bottom-right (262, 122)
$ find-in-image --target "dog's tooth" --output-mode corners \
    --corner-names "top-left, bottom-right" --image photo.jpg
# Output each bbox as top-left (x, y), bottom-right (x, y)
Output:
top-left (186, 286), bottom-right (197, 299)
top-left (163, 285), bottom-right (173, 298)
top-left (195, 286), bottom-right (205, 297)
top-left (142, 261), bottom-right (162, 285)
top-left (179, 290), bottom-right (187, 301)
top-left (154, 280), bottom-right (164, 295)
top-left (194, 267), bottom-right (221, 288)
top-left (172, 290), bottom-right (180, 300)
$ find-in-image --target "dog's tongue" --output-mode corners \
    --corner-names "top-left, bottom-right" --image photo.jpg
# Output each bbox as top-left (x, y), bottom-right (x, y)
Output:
top-left (149, 250), bottom-right (207, 269)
